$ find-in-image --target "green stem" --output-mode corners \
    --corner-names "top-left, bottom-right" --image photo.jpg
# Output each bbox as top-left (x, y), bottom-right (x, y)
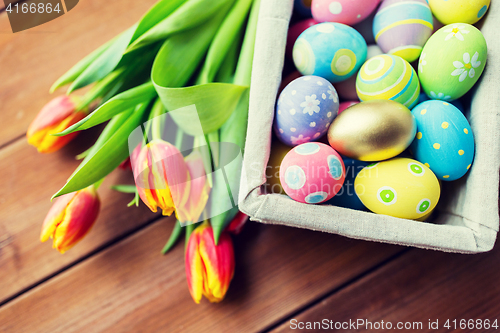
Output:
top-left (150, 98), bottom-right (165, 141)
top-left (175, 127), bottom-right (184, 150)
top-left (162, 220), bottom-right (184, 254)
top-left (94, 178), bottom-right (105, 190)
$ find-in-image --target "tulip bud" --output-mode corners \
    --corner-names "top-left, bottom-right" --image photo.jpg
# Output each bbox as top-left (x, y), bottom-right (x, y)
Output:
top-left (27, 96), bottom-right (87, 153)
top-left (185, 222), bottom-right (235, 303)
top-left (226, 212), bottom-right (248, 235)
top-left (40, 185), bottom-right (100, 253)
top-left (131, 140), bottom-right (190, 218)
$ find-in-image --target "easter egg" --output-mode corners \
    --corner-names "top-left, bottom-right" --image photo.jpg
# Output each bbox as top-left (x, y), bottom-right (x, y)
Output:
top-left (293, 22), bottom-right (367, 83)
top-left (294, 0), bottom-right (313, 17)
top-left (356, 54), bottom-right (421, 109)
top-left (334, 45), bottom-right (383, 100)
top-left (373, 0), bottom-right (433, 63)
top-left (311, 0), bottom-right (381, 26)
top-left (429, 0), bottom-right (490, 25)
top-left (327, 157), bottom-right (368, 210)
top-left (417, 92), bottom-right (464, 112)
top-left (418, 24), bottom-right (487, 101)
top-left (355, 158), bottom-right (440, 219)
top-left (328, 100), bottom-right (416, 161)
top-left (280, 142), bottom-right (346, 203)
top-left (286, 19), bottom-right (318, 59)
top-left (274, 75), bottom-right (339, 146)
top-left (410, 101), bottom-right (474, 181)
top-left (338, 101), bottom-right (358, 114)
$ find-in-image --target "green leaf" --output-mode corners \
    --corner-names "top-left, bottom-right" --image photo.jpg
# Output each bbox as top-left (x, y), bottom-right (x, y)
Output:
top-left (68, 25), bottom-right (137, 93)
top-left (162, 220), bottom-right (184, 254)
top-left (56, 82), bottom-right (156, 136)
top-left (127, 0), bottom-right (233, 53)
top-left (151, 6), bottom-right (231, 90)
top-left (215, 29), bottom-right (242, 83)
top-left (111, 184), bottom-right (138, 193)
top-left (211, 0), bottom-right (261, 244)
top-left (52, 103), bottom-right (150, 199)
top-left (77, 68), bottom-right (125, 111)
top-left (131, 0), bottom-right (188, 43)
top-left (197, 0), bottom-right (252, 84)
top-left (210, 90), bottom-right (249, 242)
top-left (50, 37), bottom-right (116, 93)
top-left (156, 83), bottom-right (247, 136)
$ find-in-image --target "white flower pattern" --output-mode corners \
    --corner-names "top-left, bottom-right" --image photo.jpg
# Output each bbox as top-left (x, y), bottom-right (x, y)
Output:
top-left (300, 94), bottom-right (321, 116)
top-left (291, 134), bottom-right (311, 145)
top-left (444, 24), bottom-right (470, 41)
top-left (451, 52), bottom-right (481, 82)
top-left (430, 91), bottom-right (451, 101)
top-left (327, 86), bottom-right (338, 103)
top-left (419, 53), bottom-right (427, 72)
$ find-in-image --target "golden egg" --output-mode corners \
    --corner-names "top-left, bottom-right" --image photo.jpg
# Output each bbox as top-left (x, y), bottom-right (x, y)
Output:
top-left (327, 100), bottom-right (416, 161)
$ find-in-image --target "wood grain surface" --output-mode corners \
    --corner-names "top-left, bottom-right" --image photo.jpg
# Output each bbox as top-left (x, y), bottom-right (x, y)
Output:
top-left (0, 220), bottom-right (402, 333)
top-left (271, 245), bottom-right (500, 333)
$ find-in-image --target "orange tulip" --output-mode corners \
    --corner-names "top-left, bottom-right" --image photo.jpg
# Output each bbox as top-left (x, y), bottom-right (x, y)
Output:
top-left (27, 95), bottom-right (87, 153)
top-left (40, 185), bottom-right (100, 253)
top-left (185, 222), bottom-right (235, 303)
top-left (132, 140), bottom-right (210, 223)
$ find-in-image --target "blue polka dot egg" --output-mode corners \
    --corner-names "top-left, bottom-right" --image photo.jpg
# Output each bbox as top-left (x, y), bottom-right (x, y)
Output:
top-left (293, 22), bottom-right (367, 83)
top-left (410, 100), bottom-right (475, 181)
top-left (274, 75), bottom-right (339, 146)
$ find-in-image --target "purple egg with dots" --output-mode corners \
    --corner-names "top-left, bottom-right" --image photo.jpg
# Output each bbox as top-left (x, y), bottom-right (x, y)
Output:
top-left (275, 75), bottom-right (339, 146)
top-left (280, 142), bottom-right (346, 204)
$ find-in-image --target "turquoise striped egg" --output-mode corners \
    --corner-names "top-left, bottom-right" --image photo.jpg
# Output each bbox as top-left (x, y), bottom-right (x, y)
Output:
top-left (356, 54), bottom-right (420, 109)
top-left (293, 22), bottom-right (367, 83)
top-left (373, 0), bottom-right (433, 63)
top-left (410, 100), bottom-right (474, 181)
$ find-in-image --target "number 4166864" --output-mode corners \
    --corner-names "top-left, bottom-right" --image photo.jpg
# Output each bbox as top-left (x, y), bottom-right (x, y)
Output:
top-left (6, 2), bottom-right (62, 14)
top-left (444, 319), bottom-right (498, 330)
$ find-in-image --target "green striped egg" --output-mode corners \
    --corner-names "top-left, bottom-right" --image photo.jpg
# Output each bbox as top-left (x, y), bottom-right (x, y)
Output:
top-left (356, 54), bottom-right (420, 109)
top-left (418, 24), bottom-right (487, 101)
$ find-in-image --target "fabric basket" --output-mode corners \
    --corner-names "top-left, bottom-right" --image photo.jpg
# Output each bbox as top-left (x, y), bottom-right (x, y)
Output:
top-left (238, 0), bottom-right (500, 253)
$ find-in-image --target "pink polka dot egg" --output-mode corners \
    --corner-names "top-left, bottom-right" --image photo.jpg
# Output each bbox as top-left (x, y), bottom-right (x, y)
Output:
top-left (280, 142), bottom-right (346, 204)
top-left (312, 0), bottom-right (381, 26)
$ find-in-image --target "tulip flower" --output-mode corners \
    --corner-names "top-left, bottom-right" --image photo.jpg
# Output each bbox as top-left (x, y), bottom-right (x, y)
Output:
top-left (185, 222), bottom-right (235, 303)
top-left (27, 95), bottom-right (87, 153)
top-left (40, 185), bottom-right (100, 253)
top-left (131, 140), bottom-right (191, 218)
top-left (226, 212), bottom-right (248, 235)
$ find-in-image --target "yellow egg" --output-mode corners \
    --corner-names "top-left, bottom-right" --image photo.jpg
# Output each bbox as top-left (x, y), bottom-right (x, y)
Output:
top-left (355, 158), bottom-right (440, 220)
top-left (327, 100), bottom-right (416, 161)
top-left (266, 140), bottom-right (292, 194)
top-left (429, 0), bottom-right (490, 25)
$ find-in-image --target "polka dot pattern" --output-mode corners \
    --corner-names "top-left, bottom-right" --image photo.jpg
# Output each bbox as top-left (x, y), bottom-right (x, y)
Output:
top-left (410, 100), bottom-right (474, 181)
top-left (280, 142), bottom-right (345, 204)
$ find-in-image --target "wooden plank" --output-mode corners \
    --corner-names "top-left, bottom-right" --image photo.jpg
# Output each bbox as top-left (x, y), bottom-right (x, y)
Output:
top-left (0, 136), bottom-right (157, 304)
top-left (271, 245), bottom-right (500, 332)
top-left (0, 0), bottom-right (158, 147)
top-left (0, 220), bottom-right (403, 332)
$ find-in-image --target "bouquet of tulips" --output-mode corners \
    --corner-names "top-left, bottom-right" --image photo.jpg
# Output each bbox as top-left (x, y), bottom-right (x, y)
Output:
top-left (27, 0), bottom-right (260, 304)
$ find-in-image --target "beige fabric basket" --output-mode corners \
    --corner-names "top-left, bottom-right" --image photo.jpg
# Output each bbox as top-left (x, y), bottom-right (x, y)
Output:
top-left (239, 0), bottom-right (500, 253)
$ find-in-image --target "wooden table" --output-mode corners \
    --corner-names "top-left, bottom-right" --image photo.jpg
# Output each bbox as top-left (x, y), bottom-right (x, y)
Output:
top-left (1, 1), bottom-right (499, 332)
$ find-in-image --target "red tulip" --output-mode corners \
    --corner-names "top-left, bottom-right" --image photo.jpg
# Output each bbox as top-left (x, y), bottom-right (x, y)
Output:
top-left (185, 222), bottom-right (235, 303)
top-left (27, 96), bottom-right (86, 153)
top-left (226, 212), bottom-right (248, 235)
top-left (40, 185), bottom-right (100, 253)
